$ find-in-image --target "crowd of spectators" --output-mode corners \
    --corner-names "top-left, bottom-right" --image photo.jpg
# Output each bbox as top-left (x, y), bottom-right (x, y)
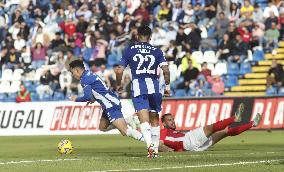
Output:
top-left (0, 0), bottom-right (284, 101)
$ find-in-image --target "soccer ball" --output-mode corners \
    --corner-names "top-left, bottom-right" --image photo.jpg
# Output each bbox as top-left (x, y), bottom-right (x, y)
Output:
top-left (57, 139), bottom-right (73, 154)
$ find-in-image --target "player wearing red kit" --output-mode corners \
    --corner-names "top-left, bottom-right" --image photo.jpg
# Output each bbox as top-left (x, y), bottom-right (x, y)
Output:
top-left (159, 103), bottom-right (262, 152)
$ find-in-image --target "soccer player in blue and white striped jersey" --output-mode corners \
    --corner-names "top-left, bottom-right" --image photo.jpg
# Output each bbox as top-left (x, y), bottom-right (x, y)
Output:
top-left (116, 25), bottom-right (171, 158)
top-left (68, 60), bottom-right (144, 142)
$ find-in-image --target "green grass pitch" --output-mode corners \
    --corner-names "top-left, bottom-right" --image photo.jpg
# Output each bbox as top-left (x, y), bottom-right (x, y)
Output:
top-left (0, 131), bottom-right (283, 172)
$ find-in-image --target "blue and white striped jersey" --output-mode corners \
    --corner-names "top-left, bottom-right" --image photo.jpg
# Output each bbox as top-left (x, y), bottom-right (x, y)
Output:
top-left (75, 70), bottom-right (121, 110)
top-left (119, 42), bottom-right (167, 97)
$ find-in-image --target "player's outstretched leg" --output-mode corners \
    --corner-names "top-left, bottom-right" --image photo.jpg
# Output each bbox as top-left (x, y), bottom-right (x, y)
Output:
top-left (203, 103), bottom-right (244, 137)
top-left (227, 113), bottom-right (262, 136)
top-left (211, 113), bottom-right (262, 145)
top-left (112, 118), bottom-right (144, 141)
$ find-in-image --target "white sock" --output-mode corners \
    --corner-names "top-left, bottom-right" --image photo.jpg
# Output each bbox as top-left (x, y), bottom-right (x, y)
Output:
top-left (140, 122), bottom-right (152, 148)
top-left (151, 126), bottom-right (160, 153)
top-left (126, 127), bottom-right (145, 142)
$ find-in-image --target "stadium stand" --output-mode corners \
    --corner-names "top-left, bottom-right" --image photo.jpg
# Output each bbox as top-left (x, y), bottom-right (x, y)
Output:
top-left (0, 0), bottom-right (284, 101)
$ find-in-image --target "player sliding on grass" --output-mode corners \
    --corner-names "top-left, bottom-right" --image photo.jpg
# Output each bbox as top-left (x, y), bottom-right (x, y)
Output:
top-left (69, 60), bottom-right (144, 142)
top-left (159, 103), bottom-right (262, 152)
top-left (116, 25), bottom-right (170, 158)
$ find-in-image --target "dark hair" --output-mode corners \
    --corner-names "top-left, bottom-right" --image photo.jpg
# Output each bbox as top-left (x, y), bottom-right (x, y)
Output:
top-left (137, 25), bottom-right (152, 37)
top-left (161, 113), bottom-right (172, 122)
top-left (113, 64), bottom-right (120, 68)
top-left (202, 62), bottom-right (207, 66)
top-left (69, 60), bottom-right (85, 69)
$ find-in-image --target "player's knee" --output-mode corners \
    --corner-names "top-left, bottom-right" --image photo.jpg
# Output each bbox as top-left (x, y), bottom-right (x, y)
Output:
top-left (99, 125), bottom-right (107, 132)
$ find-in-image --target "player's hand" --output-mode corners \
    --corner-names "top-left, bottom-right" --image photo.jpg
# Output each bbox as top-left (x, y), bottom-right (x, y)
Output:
top-left (164, 89), bottom-right (171, 97)
top-left (69, 95), bottom-right (77, 101)
top-left (116, 85), bottom-right (123, 94)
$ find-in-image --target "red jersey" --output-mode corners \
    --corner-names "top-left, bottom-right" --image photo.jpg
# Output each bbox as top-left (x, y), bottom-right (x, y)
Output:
top-left (160, 128), bottom-right (185, 151)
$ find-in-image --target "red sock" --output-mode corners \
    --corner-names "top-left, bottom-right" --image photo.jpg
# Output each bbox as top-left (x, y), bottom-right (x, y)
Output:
top-left (212, 116), bottom-right (235, 132)
top-left (227, 122), bottom-right (253, 136)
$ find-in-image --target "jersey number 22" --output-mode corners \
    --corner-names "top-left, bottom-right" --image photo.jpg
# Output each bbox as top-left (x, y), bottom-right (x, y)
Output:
top-left (133, 54), bottom-right (155, 74)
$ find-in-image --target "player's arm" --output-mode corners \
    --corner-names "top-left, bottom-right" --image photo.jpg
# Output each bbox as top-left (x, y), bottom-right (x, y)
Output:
top-left (159, 49), bottom-right (171, 96)
top-left (115, 65), bottom-right (124, 92)
top-left (116, 47), bottom-right (129, 92)
top-left (159, 141), bottom-right (174, 152)
top-left (69, 84), bottom-right (93, 102)
top-left (159, 129), bottom-right (174, 152)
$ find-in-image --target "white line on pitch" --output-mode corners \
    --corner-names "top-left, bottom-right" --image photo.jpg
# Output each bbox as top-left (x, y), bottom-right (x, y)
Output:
top-left (159, 151), bottom-right (279, 158)
top-left (85, 159), bottom-right (284, 172)
top-left (0, 158), bottom-right (82, 165)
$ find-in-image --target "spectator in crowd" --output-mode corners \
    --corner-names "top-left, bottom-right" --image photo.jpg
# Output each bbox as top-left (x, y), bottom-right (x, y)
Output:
top-left (253, 4), bottom-right (264, 23)
top-left (199, 62), bottom-right (212, 81)
top-left (264, 22), bottom-right (280, 51)
top-left (207, 75), bottom-right (225, 95)
top-left (165, 40), bottom-right (178, 62)
top-left (59, 69), bottom-right (72, 96)
top-left (226, 21), bottom-right (238, 40)
top-left (31, 42), bottom-right (47, 69)
top-left (229, 3), bottom-right (240, 22)
top-left (264, 1), bottom-right (279, 19)
top-left (278, 9), bottom-right (284, 40)
top-left (178, 59), bottom-right (199, 90)
top-left (267, 59), bottom-right (284, 88)
top-left (216, 33), bottom-right (233, 61)
top-left (4, 46), bottom-right (20, 70)
top-left (215, 12), bottom-right (229, 40)
top-left (14, 34), bottom-right (26, 52)
top-left (240, 0), bottom-right (254, 18)
top-left (64, 50), bottom-right (77, 70)
top-left (230, 34), bottom-right (249, 63)
top-left (50, 32), bottom-right (66, 51)
top-left (36, 70), bottom-right (53, 99)
top-left (265, 11), bottom-right (279, 30)
top-left (0, 46), bottom-right (8, 69)
top-left (16, 83), bottom-right (31, 103)
top-left (252, 23), bottom-right (265, 47)
top-left (185, 22), bottom-right (202, 50)
top-left (118, 74), bottom-right (132, 98)
top-left (19, 46), bottom-right (32, 71)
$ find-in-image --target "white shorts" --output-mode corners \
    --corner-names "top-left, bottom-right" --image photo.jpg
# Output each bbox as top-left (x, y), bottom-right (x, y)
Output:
top-left (183, 127), bottom-right (213, 151)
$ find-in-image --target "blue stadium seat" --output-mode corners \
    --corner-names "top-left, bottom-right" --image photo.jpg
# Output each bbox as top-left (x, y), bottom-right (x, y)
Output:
top-left (188, 89), bottom-right (196, 96)
top-left (107, 54), bottom-right (119, 67)
top-left (225, 76), bottom-right (239, 88)
top-left (0, 93), bottom-right (7, 101)
top-left (5, 93), bottom-right (17, 102)
top-left (227, 63), bottom-right (239, 75)
top-left (23, 81), bottom-right (37, 92)
top-left (41, 94), bottom-right (52, 101)
top-left (278, 87), bottom-right (284, 96)
top-left (175, 89), bottom-right (186, 97)
top-left (266, 87), bottom-right (277, 96)
top-left (253, 49), bottom-right (264, 61)
top-left (23, 81), bottom-right (33, 88)
top-left (53, 92), bottom-right (65, 101)
top-left (31, 93), bottom-right (40, 102)
top-left (239, 62), bottom-right (252, 75)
